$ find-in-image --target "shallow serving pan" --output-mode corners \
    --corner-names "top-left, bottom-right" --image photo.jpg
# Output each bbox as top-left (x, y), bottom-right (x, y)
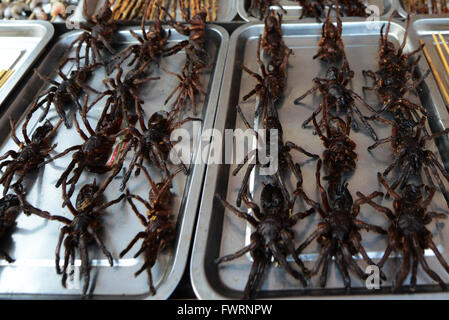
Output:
top-left (237, 0), bottom-right (395, 21)
top-left (191, 18), bottom-right (449, 299)
top-left (0, 21), bottom-right (54, 109)
top-left (0, 24), bottom-right (228, 299)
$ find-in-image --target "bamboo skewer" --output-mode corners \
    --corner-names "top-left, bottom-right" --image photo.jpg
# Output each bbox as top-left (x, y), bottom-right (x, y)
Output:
top-left (171, 0), bottom-right (177, 20)
top-left (0, 70), bottom-right (15, 89)
top-left (420, 39), bottom-right (449, 111)
top-left (432, 34), bottom-right (449, 77)
top-left (160, 0), bottom-right (167, 19)
top-left (205, 0), bottom-right (211, 21)
top-left (438, 32), bottom-right (449, 58)
top-left (212, 0), bottom-right (217, 21)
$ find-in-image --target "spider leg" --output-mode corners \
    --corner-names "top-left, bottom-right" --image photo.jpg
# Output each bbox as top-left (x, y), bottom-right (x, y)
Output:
top-left (280, 230), bottom-right (309, 278)
top-left (90, 228), bottom-right (113, 267)
top-left (120, 232), bottom-right (147, 258)
top-left (215, 242), bottom-right (257, 264)
top-left (269, 241), bottom-right (307, 287)
top-left (296, 225), bottom-right (325, 254)
top-left (294, 85), bottom-right (319, 104)
top-left (60, 242), bottom-right (72, 288)
top-left (341, 243), bottom-right (368, 281)
top-left (335, 250), bottom-right (351, 292)
top-left (79, 236), bottom-right (90, 296)
top-left (392, 240), bottom-right (411, 292)
top-left (368, 137), bottom-right (392, 151)
top-left (55, 226), bottom-right (69, 274)
top-left (427, 238), bottom-right (449, 275)
top-left (302, 104), bottom-right (322, 128)
top-left (236, 163), bottom-right (256, 208)
top-left (351, 234), bottom-right (387, 280)
top-left (285, 141), bottom-right (320, 159)
top-left (215, 194), bottom-right (258, 227)
top-left (242, 254), bottom-right (267, 300)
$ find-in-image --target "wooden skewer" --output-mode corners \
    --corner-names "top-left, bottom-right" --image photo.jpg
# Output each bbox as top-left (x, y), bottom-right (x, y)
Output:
top-left (160, 0), bottom-right (167, 19)
top-left (420, 39), bottom-right (449, 111)
top-left (123, 0), bottom-right (137, 19)
top-left (0, 70), bottom-right (7, 82)
top-left (145, 0), bottom-right (154, 19)
top-left (205, 0), bottom-right (211, 21)
top-left (432, 34), bottom-right (449, 77)
top-left (438, 33), bottom-right (449, 58)
top-left (171, 0), bottom-right (177, 20)
top-left (212, 0), bottom-right (218, 21)
top-left (0, 70), bottom-right (15, 89)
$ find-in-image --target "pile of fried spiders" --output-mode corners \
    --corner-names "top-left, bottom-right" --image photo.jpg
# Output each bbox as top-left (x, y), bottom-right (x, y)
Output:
top-left (247, 0), bottom-right (370, 20)
top-left (215, 7), bottom-right (449, 299)
top-left (0, 0), bottom-right (210, 296)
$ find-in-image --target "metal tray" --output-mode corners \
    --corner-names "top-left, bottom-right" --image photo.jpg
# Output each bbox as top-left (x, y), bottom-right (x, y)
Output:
top-left (0, 24), bottom-right (228, 299)
top-left (0, 21), bottom-right (54, 109)
top-left (191, 19), bottom-right (449, 299)
top-left (0, 1), bottom-right (79, 22)
top-left (410, 17), bottom-right (449, 110)
top-left (83, 0), bottom-right (237, 23)
top-left (237, 0), bottom-right (395, 21)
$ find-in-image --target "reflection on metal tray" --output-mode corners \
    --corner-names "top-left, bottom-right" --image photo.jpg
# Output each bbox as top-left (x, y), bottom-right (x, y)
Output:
top-left (191, 19), bottom-right (449, 299)
top-left (0, 21), bottom-right (54, 109)
top-left (237, 0), bottom-right (394, 21)
top-left (0, 24), bottom-right (228, 299)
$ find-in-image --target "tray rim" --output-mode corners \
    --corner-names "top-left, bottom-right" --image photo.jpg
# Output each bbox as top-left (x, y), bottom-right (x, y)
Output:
top-left (190, 18), bottom-right (449, 300)
top-left (0, 20), bottom-right (54, 109)
top-left (0, 23), bottom-right (229, 300)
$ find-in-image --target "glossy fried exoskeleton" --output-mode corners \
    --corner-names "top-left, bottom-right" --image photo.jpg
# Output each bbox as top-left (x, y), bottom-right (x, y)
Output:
top-left (312, 114), bottom-right (357, 194)
top-left (241, 37), bottom-right (292, 118)
top-left (295, 60), bottom-right (378, 140)
top-left (90, 62), bottom-right (159, 125)
top-left (67, 0), bottom-right (117, 69)
top-left (248, 0), bottom-right (286, 20)
top-left (15, 170), bottom-right (124, 296)
top-left (119, 109), bottom-right (202, 191)
top-left (368, 116), bottom-right (449, 207)
top-left (363, 12), bottom-right (429, 108)
top-left (41, 97), bottom-right (128, 198)
top-left (163, 61), bottom-right (207, 115)
top-left (294, 0), bottom-right (325, 20)
top-left (357, 173), bottom-right (449, 292)
top-left (0, 118), bottom-right (61, 196)
top-left (233, 105), bottom-right (319, 207)
top-left (0, 193), bottom-right (21, 263)
top-left (29, 63), bottom-right (100, 128)
top-left (215, 183), bottom-right (313, 300)
top-left (295, 160), bottom-right (387, 291)
top-left (121, 166), bottom-right (183, 295)
top-left (112, 5), bottom-right (171, 69)
top-left (162, 8), bottom-right (209, 68)
top-left (261, 10), bottom-right (291, 58)
top-left (340, 0), bottom-right (368, 16)
top-left (313, 5), bottom-right (345, 63)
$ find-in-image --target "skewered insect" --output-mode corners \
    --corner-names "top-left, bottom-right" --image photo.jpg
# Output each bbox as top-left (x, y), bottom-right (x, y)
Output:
top-left (357, 173), bottom-right (449, 292)
top-left (261, 10), bottom-right (291, 59)
top-left (121, 165), bottom-right (183, 295)
top-left (215, 183), bottom-right (313, 299)
top-left (0, 118), bottom-right (61, 196)
top-left (295, 160), bottom-right (387, 291)
top-left (294, 0), bottom-right (325, 20)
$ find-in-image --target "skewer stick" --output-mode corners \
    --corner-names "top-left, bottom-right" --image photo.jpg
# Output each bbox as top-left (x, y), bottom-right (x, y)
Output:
top-left (205, 0), bottom-right (211, 20)
top-left (171, 0), bottom-right (177, 20)
top-left (160, 0), bottom-right (167, 19)
top-left (420, 39), bottom-right (449, 111)
top-left (438, 32), bottom-right (449, 58)
top-left (123, 0), bottom-right (137, 19)
top-left (0, 70), bottom-right (15, 89)
top-left (432, 34), bottom-right (449, 77)
top-left (145, 0), bottom-right (154, 19)
top-left (212, 0), bottom-right (217, 21)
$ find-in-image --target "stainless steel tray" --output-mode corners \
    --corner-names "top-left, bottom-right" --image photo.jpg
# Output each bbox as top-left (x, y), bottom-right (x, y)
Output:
top-left (237, 0), bottom-right (395, 21)
top-left (0, 21), bottom-right (54, 109)
top-left (191, 19), bottom-right (449, 299)
top-left (410, 17), bottom-right (449, 110)
top-left (0, 24), bottom-right (228, 299)
top-left (83, 0), bottom-right (237, 22)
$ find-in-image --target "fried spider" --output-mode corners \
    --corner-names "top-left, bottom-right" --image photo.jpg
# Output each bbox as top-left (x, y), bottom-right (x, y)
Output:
top-left (67, 0), bottom-right (117, 69)
top-left (15, 169), bottom-right (124, 296)
top-left (340, 0), bottom-right (369, 16)
top-left (162, 8), bottom-right (209, 68)
top-left (0, 193), bottom-right (21, 263)
top-left (163, 61), bottom-right (207, 115)
top-left (112, 5), bottom-right (171, 69)
top-left (248, 0), bottom-right (286, 20)
top-left (90, 62), bottom-right (159, 125)
top-left (119, 109), bottom-right (201, 191)
top-left (215, 183), bottom-right (312, 299)
top-left (294, 60), bottom-right (378, 140)
top-left (368, 116), bottom-right (449, 207)
top-left (29, 63), bottom-right (100, 128)
top-left (121, 165), bottom-right (183, 295)
top-left (294, 0), bottom-right (325, 20)
top-left (312, 113), bottom-right (357, 194)
top-left (42, 97), bottom-right (128, 198)
top-left (357, 173), bottom-right (449, 292)
top-left (294, 160), bottom-right (387, 291)
top-left (313, 4), bottom-right (345, 63)
top-left (261, 10), bottom-right (292, 59)
top-left (0, 118), bottom-right (61, 196)
top-left (233, 105), bottom-right (319, 207)
top-left (241, 36), bottom-right (292, 119)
